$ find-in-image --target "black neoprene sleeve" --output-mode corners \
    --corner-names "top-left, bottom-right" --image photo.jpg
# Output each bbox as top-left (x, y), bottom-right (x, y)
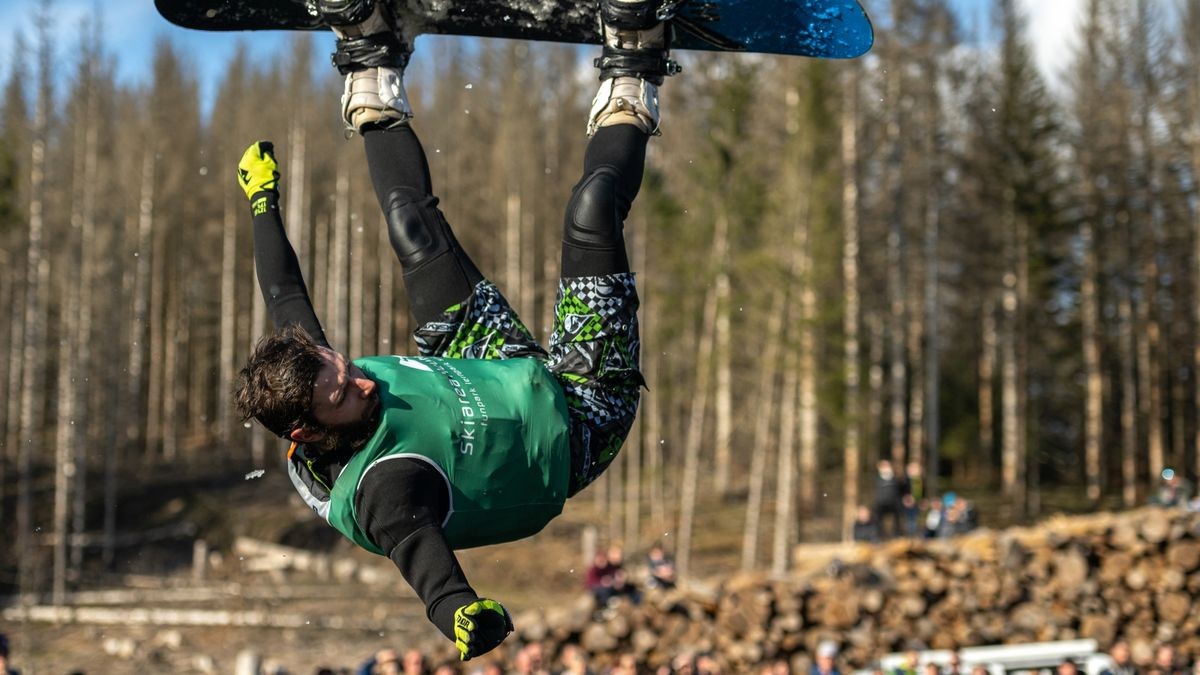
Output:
top-left (355, 459), bottom-right (478, 640)
top-left (250, 191), bottom-right (331, 347)
top-left (249, 168), bottom-right (479, 642)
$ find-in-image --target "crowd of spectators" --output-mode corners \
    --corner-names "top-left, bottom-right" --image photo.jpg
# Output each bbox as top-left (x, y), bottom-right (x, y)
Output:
top-left (583, 541), bottom-right (677, 611)
top-left (333, 638), bottom-right (1198, 675)
top-left (854, 460), bottom-right (978, 543)
top-left (3, 628), bottom-right (1197, 675)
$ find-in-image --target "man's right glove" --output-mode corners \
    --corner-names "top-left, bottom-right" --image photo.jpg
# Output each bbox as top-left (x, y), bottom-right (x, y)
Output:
top-left (237, 140), bottom-right (280, 201)
top-left (453, 598), bottom-right (514, 661)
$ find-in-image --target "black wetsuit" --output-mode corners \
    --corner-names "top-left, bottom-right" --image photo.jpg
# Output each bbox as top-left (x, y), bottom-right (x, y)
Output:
top-left (251, 122), bottom-right (648, 640)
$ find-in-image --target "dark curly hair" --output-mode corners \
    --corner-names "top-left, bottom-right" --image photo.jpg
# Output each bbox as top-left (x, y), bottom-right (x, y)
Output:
top-left (234, 326), bottom-right (324, 438)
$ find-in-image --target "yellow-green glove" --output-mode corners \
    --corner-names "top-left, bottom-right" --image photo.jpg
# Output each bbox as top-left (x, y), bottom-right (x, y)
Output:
top-left (237, 140), bottom-right (280, 201)
top-left (453, 598), bottom-right (513, 661)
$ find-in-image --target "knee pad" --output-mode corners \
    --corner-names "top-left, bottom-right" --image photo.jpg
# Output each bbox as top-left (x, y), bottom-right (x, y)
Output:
top-left (564, 167), bottom-right (627, 249)
top-left (384, 187), bottom-right (453, 270)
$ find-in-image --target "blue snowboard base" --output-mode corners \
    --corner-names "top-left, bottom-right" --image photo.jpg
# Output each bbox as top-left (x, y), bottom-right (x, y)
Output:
top-left (155, 0), bottom-right (874, 59)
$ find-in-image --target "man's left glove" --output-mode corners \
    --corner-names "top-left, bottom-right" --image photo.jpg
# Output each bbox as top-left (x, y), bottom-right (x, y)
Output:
top-left (453, 598), bottom-right (514, 661)
top-left (237, 140), bottom-right (280, 201)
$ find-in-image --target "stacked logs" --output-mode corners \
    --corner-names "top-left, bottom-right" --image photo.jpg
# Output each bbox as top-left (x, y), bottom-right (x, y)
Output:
top-left (511, 508), bottom-right (1200, 671)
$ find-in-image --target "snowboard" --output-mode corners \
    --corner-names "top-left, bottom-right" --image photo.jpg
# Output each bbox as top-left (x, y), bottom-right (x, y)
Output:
top-left (154, 0), bottom-right (874, 59)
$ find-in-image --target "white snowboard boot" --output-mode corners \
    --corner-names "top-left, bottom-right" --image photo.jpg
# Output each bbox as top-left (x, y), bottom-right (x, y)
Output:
top-left (319, 0), bottom-right (413, 132)
top-left (589, 0), bottom-right (680, 136)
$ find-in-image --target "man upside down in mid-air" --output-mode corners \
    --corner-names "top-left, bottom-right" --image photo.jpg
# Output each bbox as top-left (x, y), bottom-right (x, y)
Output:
top-left (234, 0), bottom-right (677, 661)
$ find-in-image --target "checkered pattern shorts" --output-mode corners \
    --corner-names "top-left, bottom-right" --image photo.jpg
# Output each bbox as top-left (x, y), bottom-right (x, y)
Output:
top-left (413, 274), bottom-right (642, 495)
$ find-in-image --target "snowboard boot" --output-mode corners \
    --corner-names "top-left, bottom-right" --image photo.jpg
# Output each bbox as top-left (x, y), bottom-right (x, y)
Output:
top-left (589, 0), bottom-right (680, 136)
top-left (319, 0), bottom-right (413, 132)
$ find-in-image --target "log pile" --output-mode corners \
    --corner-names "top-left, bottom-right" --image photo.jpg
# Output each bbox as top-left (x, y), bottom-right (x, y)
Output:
top-left (511, 508), bottom-right (1200, 672)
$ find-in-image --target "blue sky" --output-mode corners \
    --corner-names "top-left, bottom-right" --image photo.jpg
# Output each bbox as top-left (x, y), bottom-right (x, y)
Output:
top-left (0, 0), bottom-right (1083, 112)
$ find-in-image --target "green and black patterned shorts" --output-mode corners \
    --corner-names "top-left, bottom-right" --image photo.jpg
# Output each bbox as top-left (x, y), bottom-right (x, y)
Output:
top-left (413, 273), bottom-right (642, 495)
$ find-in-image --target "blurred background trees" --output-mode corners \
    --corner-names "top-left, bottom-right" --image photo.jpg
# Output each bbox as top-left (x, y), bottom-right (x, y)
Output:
top-left (1, 0), bottom-right (1198, 597)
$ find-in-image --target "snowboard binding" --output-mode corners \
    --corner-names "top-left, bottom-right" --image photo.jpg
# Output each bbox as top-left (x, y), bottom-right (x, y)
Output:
top-left (588, 0), bottom-right (681, 136)
top-left (319, 0), bottom-right (411, 73)
top-left (318, 0), bottom-right (414, 132)
top-left (595, 0), bottom-right (682, 84)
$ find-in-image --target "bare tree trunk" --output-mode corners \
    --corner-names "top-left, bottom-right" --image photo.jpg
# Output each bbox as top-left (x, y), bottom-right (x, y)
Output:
top-left (1014, 209), bottom-right (1030, 516)
top-left (712, 269), bottom-right (733, 497)
top-left (161, 280), bottom-right (182, 461)
top-left (250, 269), bottom-right (268, 465)
top-left (1000, 207), bottom-right (1023, 516)
top-left (840, 66), bottom-right (862, 541)
top-left (886, 3), bottom-right (908, 469)
top-left (675, 208), bottom-right (728, 582)
top-left (3, 261), bottom-right (24, 523)
top-left (71, 78), bottom-right (99, 574)
top-left (1194, 130), bottom-right (1200, 483)
top-left (771, 345), bottom-right (800, 577)
top-left (18, 16), bottom-right (52, 598)
top-left (623, 408), bottom-right (641, 551)
top-left (1190, 136), bottom-right (1200, 478)
top-left (624, 223), bottom-right (648, 551)
top-left (505, 189), bottom-right (521, 309)
top-left (144, 195), bottom-right (168, 459)
top-left (0, 254), bottom-right (14, 517)
top-left (979, 298), bottom-right (997, 479)
top-left (309, 210), bottom-right (328, 339)
top-left (54, 104), bottom-right (88, 604)
top-left (1171, 371), bottom-right (1186, 475)
top-left (922, 105), bottom-right (940, 499)
top-left (218, 191), bottom-right (239, 445)
top-left (1147, 312), bottom-right (1165, 484)
top-left (907, 271), bottom-right (925, 469)
top-left (1081, 220), bottom-right (1103, 503)
top-left (1136, 283), bottom-right (1163, 483)
top-left (109, 151), bottom-right (156, 566)
top-left (328, 156), bottom-right (351, 347)
top-left (593, 466), bottom-right (609, 538)
top-left (888, 240), bottom-right (908, 469)
top-left (350, 194), bottom-right (366, 358)
top-left (1119, 290), bottom-right (1139, 507)
top-left (866, 313), bottom-right (885, 471)
top-left (608, 450), bottom-right (623, 541)
top-left (377, 216), bottom-right (395, 353)
top-left (286, 121), bottom-right (308, 278)
top-left (519, 194), bottom-right (536, 333)
top-left (742, 287), bottom-right (785, 568)
top-left (1133, 0), bottom-right (1164, 487)
top-left (797, 206), bottom-right (818, 517)
top-left (642, 287), bottom-right (665, 533)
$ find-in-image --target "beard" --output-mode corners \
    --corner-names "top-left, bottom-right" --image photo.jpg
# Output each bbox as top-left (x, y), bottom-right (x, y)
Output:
top-left (305, 392), bottom-right (382, 456)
